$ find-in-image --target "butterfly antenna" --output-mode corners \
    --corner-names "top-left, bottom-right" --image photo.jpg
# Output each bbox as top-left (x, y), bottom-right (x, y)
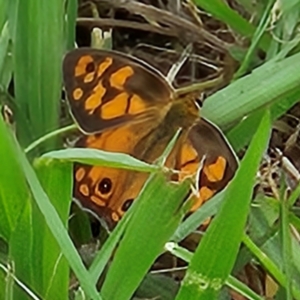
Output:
top-left (166, 44), bottom-right (193, 85)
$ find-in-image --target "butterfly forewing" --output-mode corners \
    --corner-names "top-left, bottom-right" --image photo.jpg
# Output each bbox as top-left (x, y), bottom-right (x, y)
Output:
top-left (63, 48), bottom-right (173, 134)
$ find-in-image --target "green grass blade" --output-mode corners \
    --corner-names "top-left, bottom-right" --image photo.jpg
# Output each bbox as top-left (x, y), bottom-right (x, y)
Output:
top-left (24, 124), bottom-right (77, 154)
top-left (166, 242), bottom-right (264, 300)
top-left (9, 203), bottom-right (34, 299)
top-left (288, 183), bottom-right (300, 207)
top-left (88, 214), bottom-right (129, 284)
top-left (234, 0), bottom-right (274, 78)
top-left (88, 130), bottom-right (182, 285)
top-left (202, 52), bottom-right (300, 129)
top-left (65, 0), bottom-right (78, 49)
top-left (10, 147), bottom-right (101, 299)
top-left (194, 0), bottom-right (271, 51)
top-left (0, 263), bottom-right (40, 300)
top-left (0, 112), bottom-right (30, 240)
top-left (0, 22), bottom-right (12, 89)
top-left (172, 190), bottom-right (224, 242)
top-left (100, 173), bottom-right (191, 300)
top-left (279, 177), bottom-right (293, 300)
top-left (234, 0), bottom-right (265, 15)
top-left (243, 235), bottom-right (300, 299)
top-left (227, 89), bottom-right (300, 151)
top-left (0, 0), bottom-right (8, 31)
top-left (176, 110), bottom-right (271, 299)
top-left (33, 161), bottom-right (71, 299)
top-left (0, 266), bottom-right (7, 300)
top-left (12, 0), bottom-right (64, 149)
top-left (226, 276), bottom-right (264, 300)
top-left (266, 0), bottom-right (300, 60)
top-left (42, 148), bottom-right (159, 172)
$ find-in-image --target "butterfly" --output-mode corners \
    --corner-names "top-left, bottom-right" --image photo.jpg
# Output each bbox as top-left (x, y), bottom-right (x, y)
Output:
top-left (63, 48), bottom-right (238, 230)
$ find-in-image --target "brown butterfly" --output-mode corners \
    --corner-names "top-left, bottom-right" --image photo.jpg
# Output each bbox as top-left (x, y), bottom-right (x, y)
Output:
top-left (63, 48), bottom-right (238, 229)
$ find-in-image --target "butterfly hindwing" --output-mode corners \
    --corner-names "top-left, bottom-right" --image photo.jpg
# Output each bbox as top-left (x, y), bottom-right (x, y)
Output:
top-left (73, 126), bottom-right (149, 229)
top-left (179, 118), bottom-right (238, 210)
top-left (63, 48), bottom-right (173, 134)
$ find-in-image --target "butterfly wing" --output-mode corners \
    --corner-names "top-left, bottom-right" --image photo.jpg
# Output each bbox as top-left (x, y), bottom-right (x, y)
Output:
top-left (63, 48), bottom-right (175, 229)
top-left (179, 118), bottom-right (238, 210)
top-left (73, 124), bottom-right (151, 229)
top-left (63, 48), bottom-right (173, 134)
top-left (63, 48), bottom-right (238, 228)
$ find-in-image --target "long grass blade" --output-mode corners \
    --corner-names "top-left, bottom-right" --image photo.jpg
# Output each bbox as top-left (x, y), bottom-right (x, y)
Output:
top-left (176, 110), bottom-right (271, 299)
top-left (12, 0), bottom-right (64, 149)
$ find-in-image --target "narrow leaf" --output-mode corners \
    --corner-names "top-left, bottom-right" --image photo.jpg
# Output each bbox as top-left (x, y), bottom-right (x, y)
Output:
top-left (176, 110), bottom-right (271, 299)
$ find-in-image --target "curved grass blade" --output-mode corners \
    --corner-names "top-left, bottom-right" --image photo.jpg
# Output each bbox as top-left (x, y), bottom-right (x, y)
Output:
top-left (11, 147), bottom-right (101, 299)
top-left (42, 148), bottom-right (158, 173)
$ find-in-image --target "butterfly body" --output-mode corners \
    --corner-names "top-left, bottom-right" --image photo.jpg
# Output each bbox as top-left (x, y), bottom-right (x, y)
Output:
top-left (133, 97), bottom-right (200, 163)
top-left (63, 48), bottom-right (238, 229)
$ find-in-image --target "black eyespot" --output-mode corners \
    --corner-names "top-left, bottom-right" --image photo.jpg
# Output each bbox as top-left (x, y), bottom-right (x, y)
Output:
top-left (86, 61), bottom-right (95, 73)
top-left (98, 178), bottom-right (112, 195)
top-left (121, 199), bottom-right (134, 212)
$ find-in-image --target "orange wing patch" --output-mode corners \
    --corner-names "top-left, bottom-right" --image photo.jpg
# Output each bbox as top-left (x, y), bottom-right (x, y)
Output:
top-left (75, 56), bottom-right (114, 90)
top-left (79, 184), bottom-right (90, 197)
top-left (101, 92), bottom-right (129, 119)
top-left (179, 142), bottom-right (199, 179)
top-left (191, 156), bottom-right (228, 211)
top-left (178, 141), bottom-right (230, 212)
top-left (84, 72), bottom-right (95, 83)
top-left (203, 156), bottom-right (226, 182)
top-left (85, 81), bottom-right (106, 114)
top-left (75, 167), bottom-right (86, 182)
top-left (190, 158), bottom-right (227, 211)
top-left (111, 212), bottom-right (120, 222)
top-left (73, 88), bottom-right (83, 101)
top-left (82, 126), bottom-right (138, 153)
top-left (191, 186), bottom-right (216, 211)
top-left (100, 68), bottom-right (146, 119)
top-left (90, 195), bottom-right (106, 207)
top-left (109, 66), bottom-right (134, 89)
top-left (77, 63), bottom-right (146, 119)
top-left (97, 57), bottom-right (113, 77)
top-left (75, 55), bottom-right (94, 77)
top-left (128, 95), bottom-right (146, 114)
